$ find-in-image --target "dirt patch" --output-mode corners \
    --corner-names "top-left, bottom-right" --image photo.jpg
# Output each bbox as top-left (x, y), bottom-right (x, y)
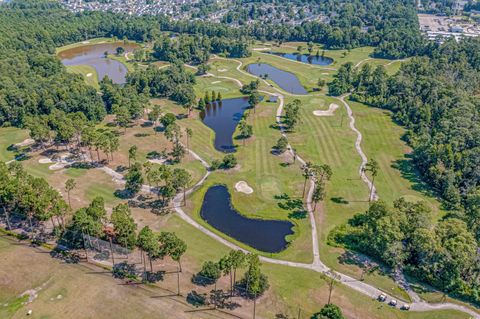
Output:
top-left (313, 103), bottom-right (339, 117)
top-left (234, 181), bottom-right (253, 194)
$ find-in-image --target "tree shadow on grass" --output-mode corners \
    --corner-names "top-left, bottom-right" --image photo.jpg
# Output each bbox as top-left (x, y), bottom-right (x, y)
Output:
top-left (331, 197), bottom-right (349, 204)
top-left (142, 270), bottom-right (166, 283)
top-left (392, 155), bottom-right (437, 198)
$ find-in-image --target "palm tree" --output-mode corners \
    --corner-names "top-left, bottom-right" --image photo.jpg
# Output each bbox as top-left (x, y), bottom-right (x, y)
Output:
top-left (65, 178), bottom-right (76, 208)
top-left (185, 128), bottom-right (193, 151)
top-left (364, 159), bottom-right (379, 202)
top-left (301, 162), bottom-right (312, 198)
top-left (128, 145), bottom-right (138, 168)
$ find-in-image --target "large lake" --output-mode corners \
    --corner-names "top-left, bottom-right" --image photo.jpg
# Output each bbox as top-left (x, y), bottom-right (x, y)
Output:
top-left (246, 63), bottom-right (308, 95)
top-left (200, 185), bottom-right (294, 253)
top-left (267, 52), bottom-right (333, 66)
top-left (58, 42), bottom-right (138, 84)
top-left (200, 97), bottom-right (251, 153)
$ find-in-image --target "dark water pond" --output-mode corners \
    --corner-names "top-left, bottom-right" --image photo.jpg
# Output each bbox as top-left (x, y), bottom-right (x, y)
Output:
top-left (268, 52), bottom-right (334, 66)
top-left (58, 42), bottom-right (138, 84)
top-left (200, 185), bottom-right (294, 253)
top-left (246, 63), bottom-right (307, 95)
top-left (200, 97), bottom-right (251, 153)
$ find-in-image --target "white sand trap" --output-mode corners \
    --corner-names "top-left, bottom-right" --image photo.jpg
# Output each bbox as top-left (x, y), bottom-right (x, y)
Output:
top-left (218, 69), bottom-right (227, 72)
top-left (49, 163), bottom-right (65, 170)
top-left (14, 138), bottom-right (34, 147)
top-left (313, 103), bottom-right (339, 117)
top-left (81, 41), bottom-right (90, 44)
top-left (38, 158), bottom-right (53, 164)
top-left (211, 81), bottom-right (221, 84)
top-left (321, 73), bottom-right (329, 75)
top-left (234, 181), bottom-right (253, 194)
top-left (148, 158), bottom-right (167, 165)
top-left (86, 73), bottom-right (93, 77)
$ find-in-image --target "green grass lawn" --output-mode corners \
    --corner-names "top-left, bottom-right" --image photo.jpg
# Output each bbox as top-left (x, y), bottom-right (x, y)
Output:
top-left (348, 99), bottom-right (443, 219)
top-left (0, 127), bottom-right (29, 162)
top-left (65, 64), bottom-right (99, 89)
top-left (169, 94), bottom-right (313, 263)
top-left (283, 94), bottom-right (414, 301)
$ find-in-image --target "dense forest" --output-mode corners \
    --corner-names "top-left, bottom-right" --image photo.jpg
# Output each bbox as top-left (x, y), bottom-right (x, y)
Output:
top-left (328, 37), bottom-right (480, 304)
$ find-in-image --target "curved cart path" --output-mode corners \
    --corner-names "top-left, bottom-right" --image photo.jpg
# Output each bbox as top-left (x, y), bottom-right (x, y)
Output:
top-left (9, 58), bottom-right (476, 318)
top-left (176, 60), bottom-right (476, 317)
top-left (337, 94), bottom-right (378, 201)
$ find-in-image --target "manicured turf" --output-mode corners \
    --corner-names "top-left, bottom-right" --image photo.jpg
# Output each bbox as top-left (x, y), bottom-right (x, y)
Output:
top-left (65, 64), bottom-right (99, 89)
top-left (167, 92), bottom-right (313, 262)
top-left (0, 127), bottom-right (29, 162)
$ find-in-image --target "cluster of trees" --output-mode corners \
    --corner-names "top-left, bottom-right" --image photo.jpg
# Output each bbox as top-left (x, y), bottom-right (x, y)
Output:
top-left (210, 154), bottom-right (238, 170)
top-left (68, 198), bottom-right (186, 271)
top-left (301, 162), bottom-right (333, 209)
top-left (142, 162), bottom-right (191, 205)
top-left (127, 62), bottom-right (196, 110)
top-left (23, 110), bottom-right (120, 163)
top-left (283, 99), bottom-right (301, 131)
top-left (153, 34), bottom-right (250, 64)
top-left (200, 90), bottom-right (222, 108)
top-left (0, 162), bottom-right (69, 235)
top-left (195, 250), bottom-right (269, 297)
top-left (331, 198), bottom-right (480, 304)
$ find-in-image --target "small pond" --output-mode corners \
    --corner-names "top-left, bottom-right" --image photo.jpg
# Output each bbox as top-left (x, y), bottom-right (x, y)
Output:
top-left (268, 52), bottom-right (334, 66)
top-left (200, 97), bottom-right (251, 153)
top-left (200, 185), bottom-right (294, 253)
top-left (246, 63), bottom-right (307, 95)
top-left (58, 42), bottom-right (138, 84)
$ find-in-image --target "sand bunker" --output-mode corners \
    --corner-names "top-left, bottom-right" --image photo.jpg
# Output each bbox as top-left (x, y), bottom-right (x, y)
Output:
top-left (234, 181), bottom-right (253, 194)
top-left (211, 81), bottom-right (221, 84)
top-left (86, 73), bottom-right (93, 77)
top-left (14, 138), bottom-right (34, 148)
top-left (218, 69), bottom-right (227, 72)
top-left (313, 103), bottom-right (339, 117)
top-left (38, 158), bottom-right (53, 164)
top-left (148, 158), bottom-right (167, 165)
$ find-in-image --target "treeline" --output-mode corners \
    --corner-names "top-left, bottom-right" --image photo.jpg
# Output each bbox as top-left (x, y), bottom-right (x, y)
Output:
top-left (217, 0), bottom-right (424, 58)
top-left (328, 37), bottom-right (480, 303)
top-left (330, 198), bottom-right (480, 305)
top-left (329, 38), bottom-right (480, 215)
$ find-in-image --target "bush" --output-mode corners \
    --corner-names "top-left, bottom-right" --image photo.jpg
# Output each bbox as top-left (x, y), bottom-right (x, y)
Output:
top-left (222, 154), bottom-right (237, 169)
top-left (312, 304), bottom-right (344, 319)
top-left (210, 159), bottom-right (221, 170)
top-left (274, 136), bottom-right (288, 153)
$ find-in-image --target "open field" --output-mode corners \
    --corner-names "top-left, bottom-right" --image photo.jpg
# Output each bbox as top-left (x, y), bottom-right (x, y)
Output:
top-left (0, 229), bottom-right (470, 319)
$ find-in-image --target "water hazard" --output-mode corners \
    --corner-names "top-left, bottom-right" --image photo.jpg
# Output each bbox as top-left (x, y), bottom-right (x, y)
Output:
top-left (246, 63), bottom-right (307, 95)
top-left (200, 185), bottom-right (294, 253)
top-left (268, 52), bottom-right (333, 66)
top-left (58, 42), bottom-right (138, 84)
top-left (200, 97), bottom-right (251, 153)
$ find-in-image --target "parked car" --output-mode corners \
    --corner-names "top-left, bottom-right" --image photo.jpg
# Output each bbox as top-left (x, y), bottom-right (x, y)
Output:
top-left (378, 293), bottom-right (387, 302)
top-left (401, 304), bottom-right (410, 310)
top-left (389, 299), bottom-right (397, 306)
